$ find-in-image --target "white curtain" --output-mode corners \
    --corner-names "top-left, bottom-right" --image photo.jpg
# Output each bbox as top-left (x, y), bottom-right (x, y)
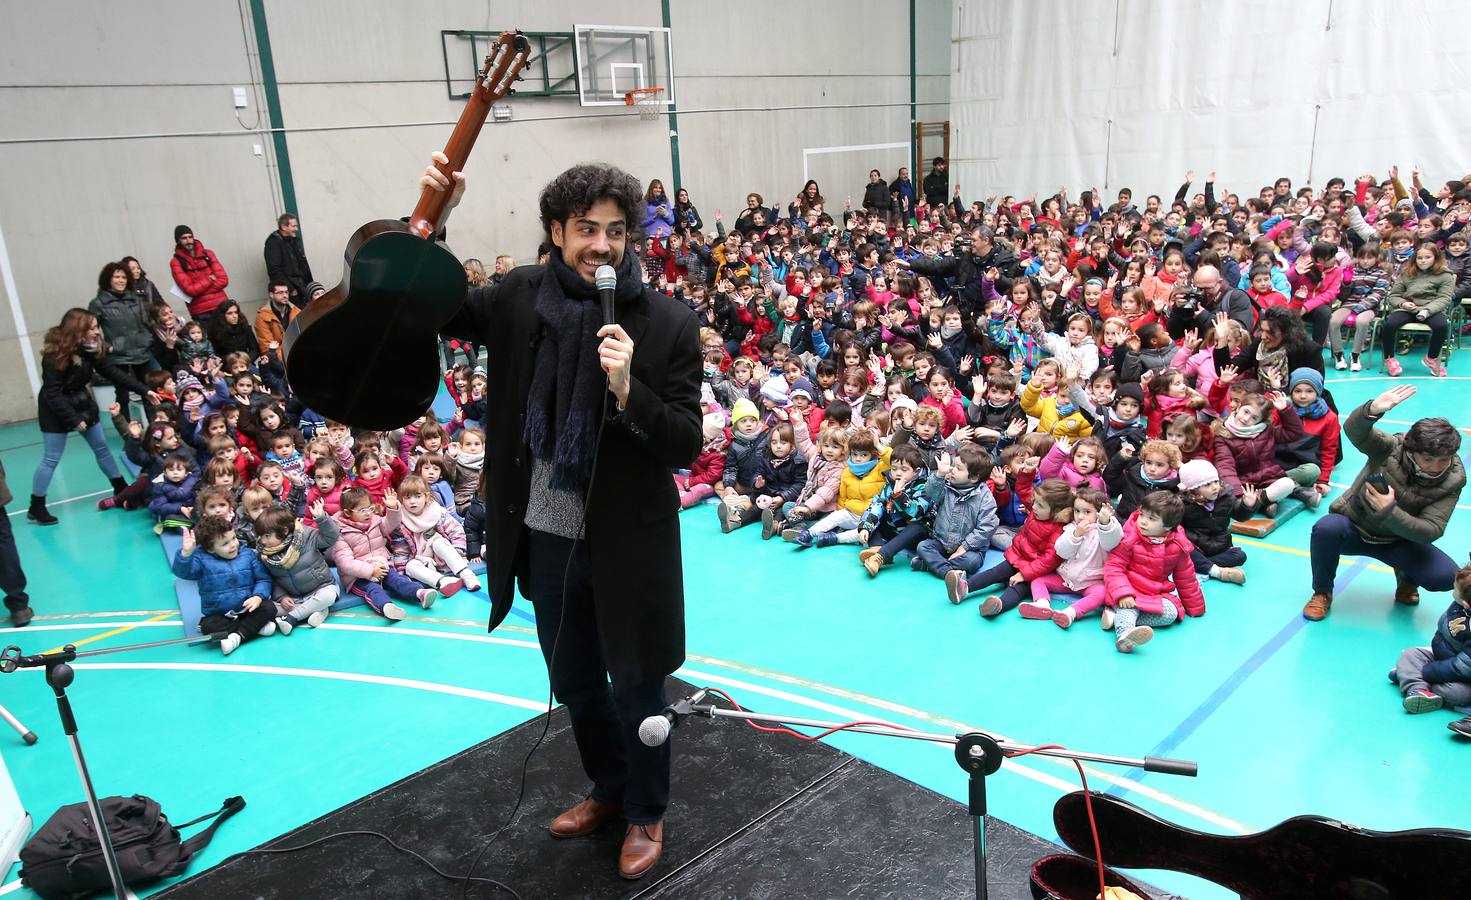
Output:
top-left (951, 0), bottom-right (1471, 201)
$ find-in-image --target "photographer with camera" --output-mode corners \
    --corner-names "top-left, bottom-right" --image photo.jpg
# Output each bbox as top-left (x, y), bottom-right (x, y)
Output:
top-left (897, 224), bottom-right (1022, 316)
top-left (1164, 264), bottom-right (1256, 339)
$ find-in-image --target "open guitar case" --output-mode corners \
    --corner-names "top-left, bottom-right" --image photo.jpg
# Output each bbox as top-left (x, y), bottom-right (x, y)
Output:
top-left (1032, 790), bottom-right (1471, 899)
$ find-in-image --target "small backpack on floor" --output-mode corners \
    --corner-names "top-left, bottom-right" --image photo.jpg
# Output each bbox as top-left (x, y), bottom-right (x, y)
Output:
top-left (19, 794), bottom-right (244, 899)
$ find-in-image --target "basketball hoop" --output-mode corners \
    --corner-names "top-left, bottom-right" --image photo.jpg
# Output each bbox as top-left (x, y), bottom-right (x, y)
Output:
top-left (624, 87), bottom-right (665, 121)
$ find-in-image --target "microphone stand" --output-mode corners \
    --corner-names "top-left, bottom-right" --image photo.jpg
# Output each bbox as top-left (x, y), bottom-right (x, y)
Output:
top-left (664, 693), bottom-right (1197, 900)
top-left (0, 634), bottom-right (219, 900)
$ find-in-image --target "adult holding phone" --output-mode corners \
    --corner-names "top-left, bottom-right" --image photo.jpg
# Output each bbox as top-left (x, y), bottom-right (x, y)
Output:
top-left (1304, 385), bottom-right (1465, 621)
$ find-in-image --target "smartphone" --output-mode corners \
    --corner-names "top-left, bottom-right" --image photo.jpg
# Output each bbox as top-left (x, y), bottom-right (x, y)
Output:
top-left (1365, 472), bottom-right (1389, 493)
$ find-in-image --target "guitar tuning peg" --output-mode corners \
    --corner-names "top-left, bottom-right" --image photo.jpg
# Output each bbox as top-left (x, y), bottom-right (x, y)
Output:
top-left (507, 88), bottom-right (517, 97)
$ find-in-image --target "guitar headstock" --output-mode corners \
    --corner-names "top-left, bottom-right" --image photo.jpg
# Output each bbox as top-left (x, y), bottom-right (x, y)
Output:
top-left (472, 30), bottom-right (531, 103)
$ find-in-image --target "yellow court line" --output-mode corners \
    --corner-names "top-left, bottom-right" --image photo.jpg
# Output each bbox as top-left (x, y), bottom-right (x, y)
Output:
top-left (44, 612), bottom-right (176, 654)
top-left (1235, 536), bottom-right (1395, 574)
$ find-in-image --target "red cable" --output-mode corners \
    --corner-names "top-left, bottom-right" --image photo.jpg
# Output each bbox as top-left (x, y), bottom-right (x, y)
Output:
top-left (708, 689), bottom-right (1109, 900)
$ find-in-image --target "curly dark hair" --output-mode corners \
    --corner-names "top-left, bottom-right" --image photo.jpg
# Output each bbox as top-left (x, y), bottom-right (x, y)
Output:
top-left (538, 163), bottom-right (645, 247)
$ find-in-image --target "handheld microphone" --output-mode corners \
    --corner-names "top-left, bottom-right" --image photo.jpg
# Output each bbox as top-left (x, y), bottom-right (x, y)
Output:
top-left (638, 688), bottom-right (709, 747)
top-left (595, 264), bottom-right (618, 327)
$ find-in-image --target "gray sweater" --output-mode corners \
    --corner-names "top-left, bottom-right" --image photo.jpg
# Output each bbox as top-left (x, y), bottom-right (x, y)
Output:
top-left (258, 513), bottom-right (340, 598)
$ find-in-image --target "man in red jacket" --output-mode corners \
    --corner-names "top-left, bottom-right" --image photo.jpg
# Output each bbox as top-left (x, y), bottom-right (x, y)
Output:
top-left (169, 225), bottom-right (231, 321)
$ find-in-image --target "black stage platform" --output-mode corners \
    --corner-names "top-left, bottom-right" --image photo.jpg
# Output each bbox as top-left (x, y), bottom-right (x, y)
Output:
top-left (159, 678), bottom-right (1119, 899)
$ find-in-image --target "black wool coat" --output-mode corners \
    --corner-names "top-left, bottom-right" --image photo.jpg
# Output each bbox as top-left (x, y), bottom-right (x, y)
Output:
top-left (443, 264), bottom-right (702, 687)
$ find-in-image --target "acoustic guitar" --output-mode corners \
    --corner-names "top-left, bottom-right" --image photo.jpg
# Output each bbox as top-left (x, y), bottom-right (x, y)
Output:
top-left (283, 31), bottom-right (530, 431)
top-left (1052, 790), bottom-right (1471, 899)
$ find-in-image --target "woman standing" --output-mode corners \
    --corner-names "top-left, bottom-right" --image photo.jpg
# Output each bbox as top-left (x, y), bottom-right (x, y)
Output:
top-left (642, 179), bottom-right (675, 239)
top-left (1380, 242), bottom-right (1455, 377)
top-left (30, 308), bottom-right (158, 525)
top-left (672, 188), bottom-right (703, 233)
top-left (88, 262), bottom-right (155, 420)
top-left (121, 256), bottom-right (165, 307)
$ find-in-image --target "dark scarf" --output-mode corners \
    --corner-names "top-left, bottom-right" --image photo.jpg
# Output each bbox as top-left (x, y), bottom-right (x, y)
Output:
top-left (523, 250), bottom-right (643, 492)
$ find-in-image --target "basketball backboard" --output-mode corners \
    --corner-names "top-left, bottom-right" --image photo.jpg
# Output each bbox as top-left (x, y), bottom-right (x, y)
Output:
top-left (574, 24), bottom-right (674, 107)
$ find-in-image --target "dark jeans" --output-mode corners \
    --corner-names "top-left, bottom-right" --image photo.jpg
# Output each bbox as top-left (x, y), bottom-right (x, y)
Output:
top-left (199, 599), bottom-right (278, 641)
top-left (1304, 303), bottom-right (1332, 347)
top-left (347, 570), bottom-right (422, 614)
top-left (0, 506), bottom-right (30, 612)
top-left (112, 362), bottom-right (153, 422)
top-left (1309, 513), bottom-right (1459, 595)
top-left (1191, 546), bottom-right (1247, 575)
top-left (524, 530), bottom-right (670, 824)
top-left (964, 559), bottom-right (1028, 611)
top-left (1380, 310), bottom-right (1449, 359)
top-left (868, 521), bottom-right (928, 561)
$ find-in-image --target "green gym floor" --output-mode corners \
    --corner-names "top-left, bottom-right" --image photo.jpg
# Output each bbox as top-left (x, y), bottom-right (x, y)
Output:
top-left (1, 364), bottom-right (1468, 899)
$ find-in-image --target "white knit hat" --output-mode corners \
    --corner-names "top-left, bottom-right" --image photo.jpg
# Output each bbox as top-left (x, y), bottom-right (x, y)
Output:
top-left (1177, 459), bottom-right (1220, 492)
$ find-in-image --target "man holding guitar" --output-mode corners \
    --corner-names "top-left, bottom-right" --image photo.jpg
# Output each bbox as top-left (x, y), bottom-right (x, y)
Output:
top-left (423, 152), bottom-right (702, 880)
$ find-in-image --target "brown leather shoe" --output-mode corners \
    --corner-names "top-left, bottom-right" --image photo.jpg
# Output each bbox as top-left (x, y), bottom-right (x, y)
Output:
top-left (618, 820), bottom-right (664, 880)
top-left (1303, 592), bottom-right (1332, 621)
top-left (548, 797), bottom-right (622, 838)
top-left (1394, 574), bottom-right (1420, 606)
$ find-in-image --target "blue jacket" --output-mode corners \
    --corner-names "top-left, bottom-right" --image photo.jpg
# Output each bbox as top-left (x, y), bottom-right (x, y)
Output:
top-left (643, 199), bottom-right (675, 239)
top-left (1422, 600), bottom-right (1471, 685)
top-left (148, 472), bottom-right (200, 518)
top-left (172, 546), bottom-right (273, 618)
top-left (861, 470), bottom-right (933, 532)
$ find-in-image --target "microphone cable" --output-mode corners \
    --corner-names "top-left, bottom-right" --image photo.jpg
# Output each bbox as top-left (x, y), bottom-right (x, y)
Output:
top-left (458, 331), bottom-right (615, 898)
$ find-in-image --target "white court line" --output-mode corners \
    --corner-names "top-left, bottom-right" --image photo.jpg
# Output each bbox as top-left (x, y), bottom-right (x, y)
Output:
top-left (64, 662), bottom-right (549, 712)
top-left (0, 620), bottom-right (182, 634)
top-left (6, 488), bottom-right (111, 517)
top-left (14, 618), bottom-right (1248, 834)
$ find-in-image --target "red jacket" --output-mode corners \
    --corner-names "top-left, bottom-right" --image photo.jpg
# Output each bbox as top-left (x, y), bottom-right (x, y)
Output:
top-left (1003, 516), bottom-right (1065, 581)
top-left (170, 243), bottom-right (231, 318)
top-left (688, 442), bottom-right (727, 488)
top-left (1103, 513), bottom-right (1206, 617)
top-left (1297, 407), bottom-right (1340, 485)
top-left (1213, 405), bottom-right (1304, 494)
top-left (920, 393), bottom-right (967, 437)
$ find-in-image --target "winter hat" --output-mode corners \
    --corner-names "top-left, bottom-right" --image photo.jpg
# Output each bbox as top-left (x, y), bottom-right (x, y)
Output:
top-left (702, 411), bottom-right (727, 442)
top-left (174, 225), bottom-right (193, 243)
top-left (1114, 383), bottom-right (1144, 406)
top-left (1288, 367), bottom-right (1323, 396)
top-left (305, 281), bottom-right (326, 297)
top-left (174, 372), bottom-right (204, 396)
top-left (759, 378), bottom-right (790, 407)
top-left (731, 398), bottom-right (759, 426)
top-left (1177, 459), bottom-right (1220, 492)
top-left (890, 396), bottom-right (918, 413)
top-left (788, 377), bottom-right (815, 403)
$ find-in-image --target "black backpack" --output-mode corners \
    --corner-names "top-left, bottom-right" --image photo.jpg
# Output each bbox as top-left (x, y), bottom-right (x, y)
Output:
top-left (20, 794), bottom-right (244, 899)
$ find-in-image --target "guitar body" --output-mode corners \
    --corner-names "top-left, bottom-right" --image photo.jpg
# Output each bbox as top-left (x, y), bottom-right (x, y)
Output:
top-left (1053, 791), bottom-right (1471, 899)
top-left (283, 219), bottom-right (466, 431)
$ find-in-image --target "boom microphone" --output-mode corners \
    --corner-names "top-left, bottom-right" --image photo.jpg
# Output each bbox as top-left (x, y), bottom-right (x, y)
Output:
top-left (638, 688), bottom-right (709, 747)
top-left (595, 264), bottom-right (618, 326)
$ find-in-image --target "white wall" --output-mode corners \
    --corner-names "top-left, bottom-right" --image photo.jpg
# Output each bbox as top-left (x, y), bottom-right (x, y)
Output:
top-left (950, 0), bottom-right (1471, 204)
top-left (0, 0), bottom-right (950, 424)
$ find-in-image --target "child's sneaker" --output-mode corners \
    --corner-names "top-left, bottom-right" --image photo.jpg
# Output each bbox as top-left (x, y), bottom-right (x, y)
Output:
top-left (459, 569), bottom-right (481, 592)
top-left (1449, 716), bottom-right (1471, 739)
top-left (861, 550), bottom-right (885, 577)
top-left (96, 496), bottom-right (118, 511)
top-left (1402, 689), bottom-right (1443, 714)
top-left (220, 633), bottom-right (241, 655)
top-left (259, 620), bottom-right (277, 637)
top-left (274, 617), bottom-right (295, 636)
top-left (945, 570), bottom-right (969, 605)
top-left (1100, 608), bottom-right (1115, 630)
top-left (1052, 607), bottom-right (1076, 629)
top-left (1018, 600), bottom-right (1053, 620)
top-left (716, 501), bottom-right (732, 533)
top-left (978, 595), bottom-right (1004, 618)
top-left (1385, 357), bottom-right (1403, 377)
top-left (810, 532), bottom-right (838, 548)
top-left (416, 589), bottom-right (437, 609)
top-left (910, 556), bottom-right (927, 572)
top-left (1115, 625), bottom-right (1154, 653)
top-left (383, 602), bottom-right (408, 621)
top-left (1350, 353), bottom-right (1362, 372)
top-left (782, 527), bottom-right (804, 544)
top-left (437, 577), bottom-right (464, 598)
top-left (1422, 355), bottom-right (1446, 377)
top-left (1292, 486), bottom-right (1321, 510)
top-left (1212, 567), bottom-right (1247, 585)
top-left (306, 611), bottom-right (327, 628)
top-left (1333, 353), bottom-right (1347, 371)
top-left (760, 508), bottom-right (782, 540)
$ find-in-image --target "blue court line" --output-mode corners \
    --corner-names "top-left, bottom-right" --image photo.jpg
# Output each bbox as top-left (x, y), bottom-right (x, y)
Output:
top-left (1107, 556), bottom-right (1372, 797)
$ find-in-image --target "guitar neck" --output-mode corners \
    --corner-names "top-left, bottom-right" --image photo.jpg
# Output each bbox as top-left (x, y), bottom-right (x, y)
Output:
top-left (407, 94), bottom-right (494, 239)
